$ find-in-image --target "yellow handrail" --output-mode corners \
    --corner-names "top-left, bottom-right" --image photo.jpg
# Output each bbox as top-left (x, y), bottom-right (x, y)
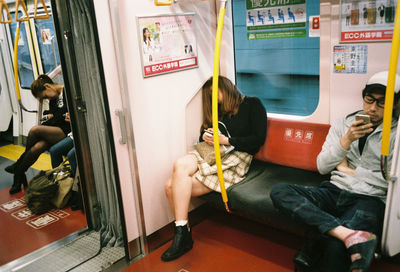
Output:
top-left (14, 24), bottom-right (22, 101)
top-left (381, 2), bottom-right (400, 180)
top-left (15, 0), bottom-right (29, 22)
top-left (212, 0), bottom-right (230, 212)
top-left (154, 0), bottom-right (173, 6)
top-left (0, 0), bottom-right (12, 24)
top-left (13, 21), bottom-right (36, 113)
top-left (34, 0), bottom-right (50, 19)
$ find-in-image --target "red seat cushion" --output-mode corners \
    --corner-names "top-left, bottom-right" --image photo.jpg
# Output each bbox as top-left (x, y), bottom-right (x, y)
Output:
top-left (255, 118), bottom-right (331, 172)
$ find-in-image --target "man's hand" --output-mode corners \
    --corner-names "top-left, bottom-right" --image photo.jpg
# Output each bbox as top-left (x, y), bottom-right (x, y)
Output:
top-left (64, 112), bottom-right (70, 122)
top-left (340, 119), bottom-right (373, 150)
top-left (336, 158), bottom-right (355, 176)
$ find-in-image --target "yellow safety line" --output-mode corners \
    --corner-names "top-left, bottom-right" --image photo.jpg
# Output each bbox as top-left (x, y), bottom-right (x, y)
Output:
top-left (212, 1), bottom-right (229, 211)
top-left (0, 144), bottom-right (51, 171)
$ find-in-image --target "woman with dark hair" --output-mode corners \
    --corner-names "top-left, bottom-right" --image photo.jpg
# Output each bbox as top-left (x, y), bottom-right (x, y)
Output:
top-left (162, 76), bottom-right (267, 261)
top-left (142, 27), bottom-right (153, 62)
top-left (6, 74), bottom-right (70, 194)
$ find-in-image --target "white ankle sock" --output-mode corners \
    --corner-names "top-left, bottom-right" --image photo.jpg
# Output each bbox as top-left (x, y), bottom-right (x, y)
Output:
top-left (175, 220), bottom-right (188, 227)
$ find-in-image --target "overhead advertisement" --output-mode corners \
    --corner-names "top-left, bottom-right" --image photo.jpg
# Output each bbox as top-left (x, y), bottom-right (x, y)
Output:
top-left (246, 0), bottom-right (307, 31)
top-left (340, 0), bottom-right (397, 42)
top-left (137, 13), bottom-right (198, 77)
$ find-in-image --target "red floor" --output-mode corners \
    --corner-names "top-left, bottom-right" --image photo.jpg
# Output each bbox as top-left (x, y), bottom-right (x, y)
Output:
top-left (125, 212), bottom-right (400, 272)
top-left (0, 187), bottom-right (87, 265)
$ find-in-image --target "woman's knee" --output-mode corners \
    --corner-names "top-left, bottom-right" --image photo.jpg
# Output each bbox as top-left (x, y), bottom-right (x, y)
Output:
top-left (28, 125), bottom-right (42, 138)
top-left (172, 156), bottom-right (195, 176)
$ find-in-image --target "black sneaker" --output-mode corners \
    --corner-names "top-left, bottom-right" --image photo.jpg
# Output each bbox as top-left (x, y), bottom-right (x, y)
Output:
top-left (161, 225), bottom-right (193, 262)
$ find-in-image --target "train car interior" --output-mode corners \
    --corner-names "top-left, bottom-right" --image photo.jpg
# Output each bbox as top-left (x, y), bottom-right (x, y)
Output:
top-left (1, 0), bottom-right (400, 271)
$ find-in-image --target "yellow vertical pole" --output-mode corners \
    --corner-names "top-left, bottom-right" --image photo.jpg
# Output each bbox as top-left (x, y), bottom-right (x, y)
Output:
top-left (381, 3), bottom-right (400, 180)
top-left (212, 0), bottom-right (230, 212)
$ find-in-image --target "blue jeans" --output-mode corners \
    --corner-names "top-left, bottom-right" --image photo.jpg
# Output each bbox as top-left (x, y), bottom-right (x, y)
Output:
top-left (270, 181), bottom-right (385, 271)
top-left (49, 136), bottom-right (76, 176)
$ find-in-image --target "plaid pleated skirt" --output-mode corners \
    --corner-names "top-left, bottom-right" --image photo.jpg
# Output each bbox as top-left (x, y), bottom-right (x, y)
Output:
top-left (189, 150), bottom-right (253, 192)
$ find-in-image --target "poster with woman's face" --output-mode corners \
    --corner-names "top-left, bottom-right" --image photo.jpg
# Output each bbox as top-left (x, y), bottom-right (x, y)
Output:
top-left (138, 13), bottom-right (198, 77)
top-left (41, 29), bottom-right (51, 45)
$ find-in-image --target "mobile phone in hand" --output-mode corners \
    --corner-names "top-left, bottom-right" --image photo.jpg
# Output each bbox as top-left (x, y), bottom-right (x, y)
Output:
top-left (355, 113), bottom-right (371, 125)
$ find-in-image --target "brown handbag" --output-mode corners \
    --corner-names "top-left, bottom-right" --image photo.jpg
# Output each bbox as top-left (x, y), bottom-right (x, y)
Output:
top-left (195, 122), bottom-right (234, 165)
top-left (195, 141), bottom-right (233, 165)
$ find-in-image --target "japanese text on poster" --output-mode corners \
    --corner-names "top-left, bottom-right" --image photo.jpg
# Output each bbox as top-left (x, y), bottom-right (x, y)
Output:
top-left (333, 45), bottom-right (368, 74)
top-left (246, 0), bottom-right (307, 31)
top-left (138, 13), bottom-right (198, 77)
top-left (340, 0), bottom-right (397, 42)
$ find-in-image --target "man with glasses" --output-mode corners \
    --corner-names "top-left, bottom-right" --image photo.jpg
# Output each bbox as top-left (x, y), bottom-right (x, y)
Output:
top-left (270, 71), bottom-right (400, 272)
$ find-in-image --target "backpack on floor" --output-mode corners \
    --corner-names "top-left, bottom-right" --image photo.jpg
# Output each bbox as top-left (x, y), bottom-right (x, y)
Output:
top-left (25, 161), bottom-right (72, 214)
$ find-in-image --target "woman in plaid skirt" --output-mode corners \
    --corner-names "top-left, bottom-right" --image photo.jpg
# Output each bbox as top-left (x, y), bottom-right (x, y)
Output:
top-left (162, 76), bottom-right (267, 262)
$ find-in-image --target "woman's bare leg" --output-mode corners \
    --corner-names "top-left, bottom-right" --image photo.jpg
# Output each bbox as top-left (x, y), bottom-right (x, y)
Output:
top-left (170, 154), bottom-right (200, 221)
top-left (164, 178), bottom-right (174, 213)
top-left (165, 155), bottom-right (212, 220)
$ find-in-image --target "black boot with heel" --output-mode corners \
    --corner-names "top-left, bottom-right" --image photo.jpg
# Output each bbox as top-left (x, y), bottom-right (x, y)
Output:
top-left (9, 173), bottom-right (27, 194)
top-left (5, 151), bottom-right (26, 174)
top-left (161, 225), bottom-right (194, 262)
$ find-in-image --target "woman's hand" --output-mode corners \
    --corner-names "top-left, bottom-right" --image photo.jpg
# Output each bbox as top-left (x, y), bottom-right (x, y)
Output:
top-left (202, 128), bottom-right (230, 145)
top-left (336, 158), bottom-right (355, 176)
top-left (64, 112), bottom-right (70, 122)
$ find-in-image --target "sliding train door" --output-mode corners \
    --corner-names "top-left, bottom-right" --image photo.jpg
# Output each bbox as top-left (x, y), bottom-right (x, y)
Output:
top-left (382, 124), bottom-right (400, 256)
top-left (0, 27), bottom-right (14, 134)
top-left (52, 0), bottom-right (144, 260)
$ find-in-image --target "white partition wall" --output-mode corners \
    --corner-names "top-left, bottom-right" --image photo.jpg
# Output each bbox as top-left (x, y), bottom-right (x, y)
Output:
top-left (94, 0), bottom-right (235, 237)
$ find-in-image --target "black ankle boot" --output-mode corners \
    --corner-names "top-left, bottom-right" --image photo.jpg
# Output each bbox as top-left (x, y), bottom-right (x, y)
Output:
top-left (9, 173), bottom-right (27, 194)
top-left (5, 152), bottom-right (26, 174)
top-left (161, 225), bottom-right (193, 262)
top-left (5, 162), bottom-right (18, 174)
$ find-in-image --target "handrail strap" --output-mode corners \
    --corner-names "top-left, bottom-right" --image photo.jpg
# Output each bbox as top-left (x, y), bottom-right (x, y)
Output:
top-left (15, 0), bottom-right (29, 22)
top-left (34, 0), bottom-right (50, 19)
top-left (0, 0), bottom-right (12, 24)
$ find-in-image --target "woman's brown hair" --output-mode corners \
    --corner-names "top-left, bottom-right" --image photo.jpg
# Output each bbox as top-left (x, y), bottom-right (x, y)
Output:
top-left (200, 76), bottom-right (244, 132)
top-left (30, 74), bottom-right (53, 98)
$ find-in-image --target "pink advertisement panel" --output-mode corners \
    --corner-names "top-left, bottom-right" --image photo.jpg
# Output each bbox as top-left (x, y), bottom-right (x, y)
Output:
top-left (138, 13), bottom-right (198, 77)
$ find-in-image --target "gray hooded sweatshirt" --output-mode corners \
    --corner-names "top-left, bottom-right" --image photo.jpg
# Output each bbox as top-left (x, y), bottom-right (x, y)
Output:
top-left (317, 111), bottom-right (398, 202)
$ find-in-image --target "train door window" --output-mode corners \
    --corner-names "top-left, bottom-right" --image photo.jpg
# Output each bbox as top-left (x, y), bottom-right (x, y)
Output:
top-left (34, 17), bottom-right (60, 73)
top-left (9, 12), bottom-right (35, 89)
top-left (232, 1), bottom-right (320, 116)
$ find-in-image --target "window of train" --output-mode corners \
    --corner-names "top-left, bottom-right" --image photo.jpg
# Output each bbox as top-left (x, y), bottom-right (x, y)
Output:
top-left (34, 16), bottom-right (60, 74)
top-left (232, 0), bottom-right (320, 116)
top-left (9, 12), bottom-right (35, 89)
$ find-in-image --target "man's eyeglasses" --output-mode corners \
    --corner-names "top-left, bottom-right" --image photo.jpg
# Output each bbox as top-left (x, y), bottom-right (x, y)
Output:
top-left (363, 95), bottom-right (385, 108)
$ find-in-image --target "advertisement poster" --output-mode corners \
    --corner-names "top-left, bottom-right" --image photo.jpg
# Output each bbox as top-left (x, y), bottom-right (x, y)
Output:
top-left (246, 0), bottom-right (307, 31)
top-left (333, 45), bottom-right (368, 74)
top-left (340, 0), bottom-right (396, 42)
top-left (41, 29), bottom-right (51, 45)
top-left (137, 13), bottom-right (198, 77)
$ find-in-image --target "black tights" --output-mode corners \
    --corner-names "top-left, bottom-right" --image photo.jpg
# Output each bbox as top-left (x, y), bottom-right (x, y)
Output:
top-left (18, 125), bottom-right (66, 173)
